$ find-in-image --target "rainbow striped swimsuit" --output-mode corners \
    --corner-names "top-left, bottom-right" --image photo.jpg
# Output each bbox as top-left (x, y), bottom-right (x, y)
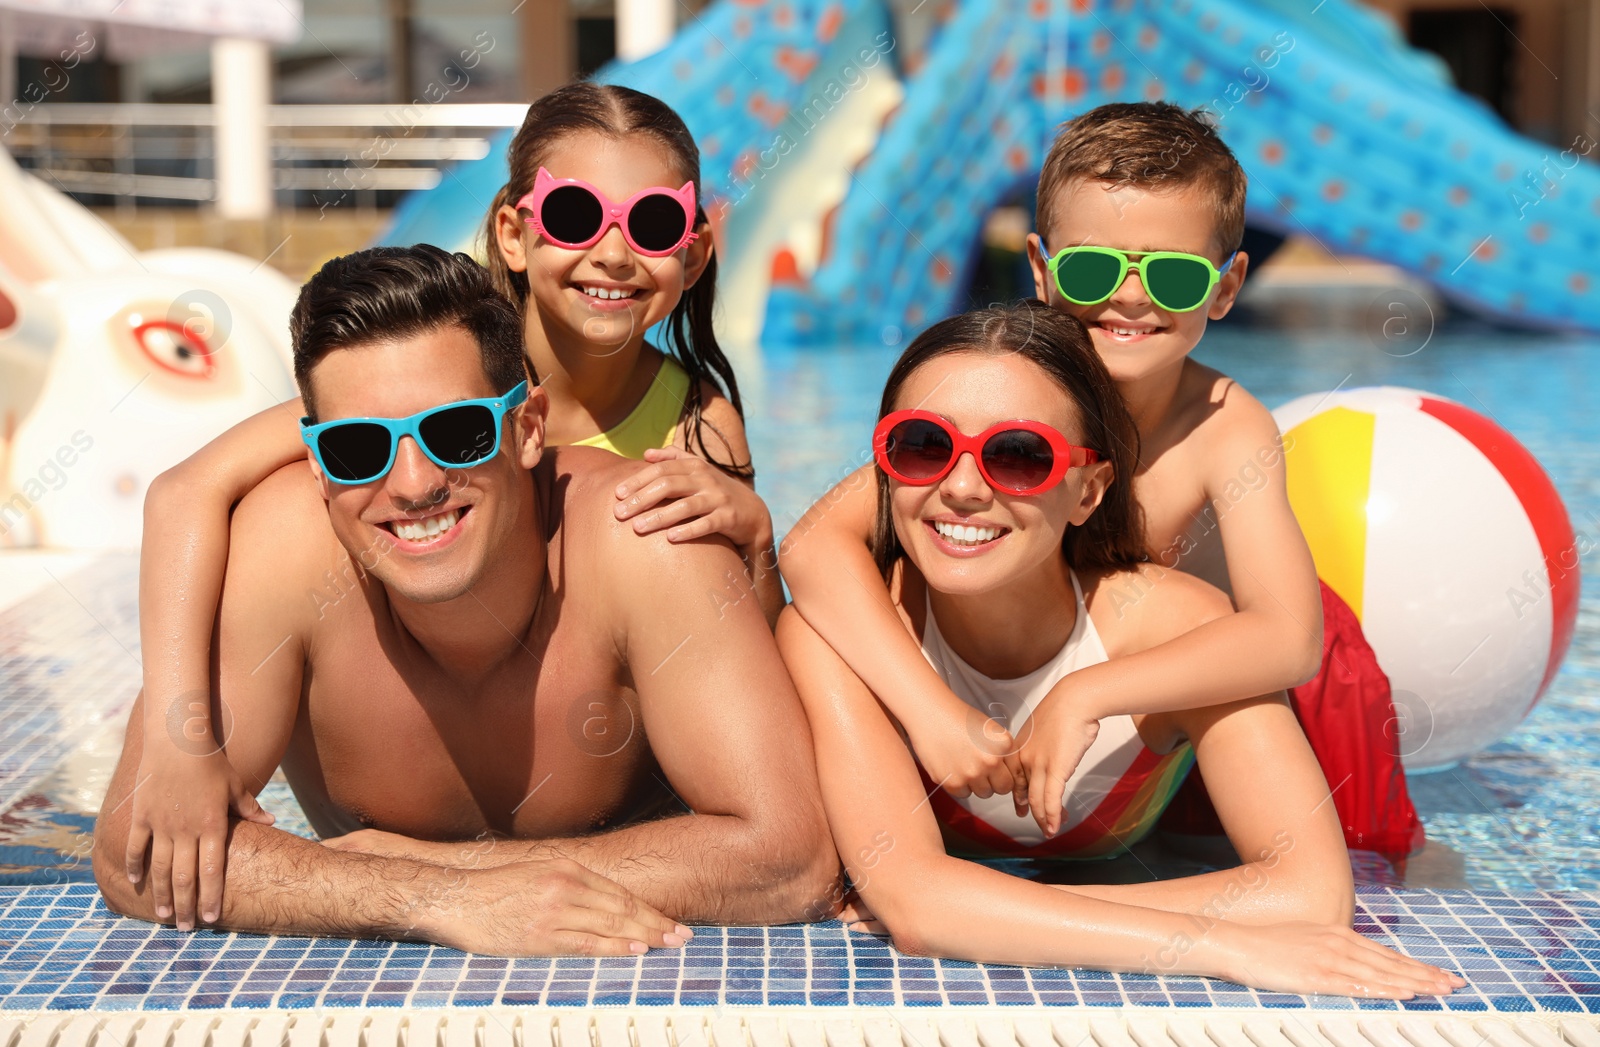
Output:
top-left (916, 572), bottom-right (1194, 860)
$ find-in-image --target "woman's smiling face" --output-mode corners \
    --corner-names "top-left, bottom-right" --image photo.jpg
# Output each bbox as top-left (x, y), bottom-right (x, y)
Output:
top-left (888, 350), bottom-right (1111, 597)
top-left (499, 131), bottom-right (707, 356)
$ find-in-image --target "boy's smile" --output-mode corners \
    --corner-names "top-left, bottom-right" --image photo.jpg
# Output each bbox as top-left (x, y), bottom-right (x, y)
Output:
top-left (1028, 179), bottom-right (1248, 384)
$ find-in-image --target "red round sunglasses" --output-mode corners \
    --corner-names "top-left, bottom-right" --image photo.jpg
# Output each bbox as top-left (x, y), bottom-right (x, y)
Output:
top-left (515, 167), bottom-right (700, 257)
top-left (872, 410), bottom-right (1101, 496)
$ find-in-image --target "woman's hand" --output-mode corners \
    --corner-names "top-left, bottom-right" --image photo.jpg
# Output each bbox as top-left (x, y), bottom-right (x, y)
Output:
top-left (1008, 682), bottom-right (1101, 837)
top-left (614, 447), bottom-right (772, 551)
top-left (125, 744), bottom-right (273, 931)
top-left (1205, 921), bottom-right (1466, 998)
top-left (907, 700), bottom-right (1019, 801)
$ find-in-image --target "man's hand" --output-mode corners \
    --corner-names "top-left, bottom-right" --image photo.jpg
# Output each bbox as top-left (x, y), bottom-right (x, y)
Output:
top-left (417, 859), bottom-right (694, 956)
top-left (125, 743), bottom-right (273, 931)
top-left (1007, 682), bottom-right (1101, 837)
top-left (908, 698), bottom-right (1018, 800)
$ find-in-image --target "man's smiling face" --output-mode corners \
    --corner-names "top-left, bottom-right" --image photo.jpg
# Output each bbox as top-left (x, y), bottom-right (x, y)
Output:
top-left (305, 324), bottom-right (544, 605)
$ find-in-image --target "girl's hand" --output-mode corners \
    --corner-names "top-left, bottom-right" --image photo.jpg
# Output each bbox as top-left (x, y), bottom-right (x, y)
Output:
top-left (126, 744), bottom-right (273, 931)
top-left (908, 700), bottom-right (1019, 801)
top-left (1209, 921), bottom-right (1466, 998)
top-left (1008, 683), bottom-right (1101, 837)
top-left (614, 446), bottom-right (772, 550)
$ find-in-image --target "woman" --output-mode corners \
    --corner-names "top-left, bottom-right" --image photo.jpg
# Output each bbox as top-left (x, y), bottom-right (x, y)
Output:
top-left (777, 301), bottom-right (1461, 997)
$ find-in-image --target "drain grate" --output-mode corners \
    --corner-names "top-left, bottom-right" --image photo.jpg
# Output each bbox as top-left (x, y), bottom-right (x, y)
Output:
top-left (0, 1012), bottom-right (1597, 1047)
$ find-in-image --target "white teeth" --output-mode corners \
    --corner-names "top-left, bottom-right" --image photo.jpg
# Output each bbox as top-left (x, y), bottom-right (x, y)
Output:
top-left (1101, 323), bottom-right (1150, 337)
top-left (581, 285), bottom-right (634, 300)
top-left (392, 507), bottom-right (461, 544)
top-left (933, 521), bottom-right (1002, 546)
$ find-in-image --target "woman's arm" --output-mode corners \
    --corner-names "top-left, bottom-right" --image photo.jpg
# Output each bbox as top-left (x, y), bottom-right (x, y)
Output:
top-left (779, 467), bottom-right (1015, 799)
top-left (775, 608), bottom-right (1457, 997)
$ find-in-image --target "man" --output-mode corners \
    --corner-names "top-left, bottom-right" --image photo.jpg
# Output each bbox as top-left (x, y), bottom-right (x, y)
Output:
top-left (93, 245), bottom-right (840, 955)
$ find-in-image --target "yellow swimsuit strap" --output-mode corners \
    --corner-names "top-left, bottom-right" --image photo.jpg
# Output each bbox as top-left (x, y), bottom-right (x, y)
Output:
top-left (570, 355), bottom-right (691, 460)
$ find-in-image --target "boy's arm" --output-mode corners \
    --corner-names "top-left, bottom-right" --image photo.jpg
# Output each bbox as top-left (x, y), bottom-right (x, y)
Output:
top-left (130, 401), bottom-right (309, 923)
top-left (1048, 398), bottom-right (1322, 723)
top-left (778, 466), bottom-right (1016, 800)
top-left (1011, 397), bottom-right (1321, 837)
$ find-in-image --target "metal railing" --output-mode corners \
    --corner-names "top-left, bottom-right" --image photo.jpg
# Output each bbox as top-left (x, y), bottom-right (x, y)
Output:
top-left (3, 103), bottom-right (529, 211)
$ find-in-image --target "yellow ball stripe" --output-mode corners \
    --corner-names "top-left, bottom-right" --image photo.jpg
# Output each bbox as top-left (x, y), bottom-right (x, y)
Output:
top-left (1284, 406), bottom-right (1375, 622)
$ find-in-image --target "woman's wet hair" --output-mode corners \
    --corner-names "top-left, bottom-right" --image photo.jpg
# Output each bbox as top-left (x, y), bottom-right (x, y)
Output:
top-left (481, 81), bottom-right (749, 477)
top-left (292, 244), bottom-right (529, 423)
top-left (869, 300), bottom-right (1147, 579)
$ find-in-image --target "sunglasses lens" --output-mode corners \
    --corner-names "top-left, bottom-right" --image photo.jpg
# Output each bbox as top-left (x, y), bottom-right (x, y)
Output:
top-left (419, 404), bottom-right (499, 467)
top-left (540, 184), bottom-right (604, 245)
top-left (1054, 249), bottom-right (1123, 304)
top-left (982, 430), bottom-right (1055, 492)
top-left (626, 193), bottom-right (690, 253)
top-left (1144, 255), bottom-right (1213, 311)
top-left (885, 419), bottom-right (954, 481)
top-left (316, 422), bottom-right (393, 483)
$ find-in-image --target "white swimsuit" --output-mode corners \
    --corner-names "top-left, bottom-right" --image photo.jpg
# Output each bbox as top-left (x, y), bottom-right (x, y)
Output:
top-left (915, 572), bottom-right (1194, 858)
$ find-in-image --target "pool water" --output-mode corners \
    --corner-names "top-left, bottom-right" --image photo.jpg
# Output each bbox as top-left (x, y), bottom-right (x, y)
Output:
top-left (1, 314), bottom-right (1598, 1010)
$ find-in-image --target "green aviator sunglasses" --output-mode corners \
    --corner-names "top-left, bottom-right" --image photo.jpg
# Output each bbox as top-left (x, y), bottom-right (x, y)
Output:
top-left (1043, 242), bottom-right (1237, 314)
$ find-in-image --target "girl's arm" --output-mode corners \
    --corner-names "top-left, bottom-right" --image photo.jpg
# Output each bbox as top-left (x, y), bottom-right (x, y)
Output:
top-left (775, 608), bottom-right (1456, 997)
top-left (131, 400), bottom-right (308, 927)
top-left (614, 392), bottom-right (784, 628)
top-left (778, 467), bottom-right (1016, 800)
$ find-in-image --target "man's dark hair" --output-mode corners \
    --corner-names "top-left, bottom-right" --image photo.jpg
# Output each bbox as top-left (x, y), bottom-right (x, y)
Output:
top-left (291, 245), bottom-right (530, 421)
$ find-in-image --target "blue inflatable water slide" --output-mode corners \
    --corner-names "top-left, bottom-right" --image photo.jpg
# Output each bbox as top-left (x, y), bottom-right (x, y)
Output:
top-left (381, 0), bottom-right (1600, 345)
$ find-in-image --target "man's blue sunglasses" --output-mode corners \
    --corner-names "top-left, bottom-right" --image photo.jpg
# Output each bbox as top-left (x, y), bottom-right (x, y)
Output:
top-left (300, 381), bottom-right (530, 485)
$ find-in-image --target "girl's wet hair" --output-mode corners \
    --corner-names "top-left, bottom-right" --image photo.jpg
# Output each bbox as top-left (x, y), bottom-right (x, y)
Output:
top-left (869, 300), bottom-right (1147, 579)
top-left (482, 81), bottom-right (750, 477)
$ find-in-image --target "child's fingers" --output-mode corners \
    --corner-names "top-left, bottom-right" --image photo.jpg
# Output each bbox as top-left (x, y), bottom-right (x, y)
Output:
top-left (618, 475), bottom-right (702, 520)
top-left (634, 495), bottom-right (717, 537)
top-left (148, 836), bottom-right (175, 922)
top-left (198, 830), bottom-right (226, 924)
top-left (1043, 770), bottom-right (1067, 836)
top-left (169, 837), bottom-right (199, 931)
top-left (231, 789), bottom-right (274, 825)
top-left (664, 514), bottom-right (724, 542)
top-left (641, 446), bottom-right (690, 463)
top-left (124, 819), bottom-right (152, 884)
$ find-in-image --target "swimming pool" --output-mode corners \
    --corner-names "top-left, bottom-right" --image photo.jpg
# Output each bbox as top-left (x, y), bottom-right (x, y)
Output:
top-left (2, 316), bottom-right (1599, 1015)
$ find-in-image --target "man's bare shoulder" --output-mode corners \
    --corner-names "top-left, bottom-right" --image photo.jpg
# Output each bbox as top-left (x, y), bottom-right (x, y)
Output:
top-left (227, 461), bottom-right (341, 591)
top-left (544, 445), bottom-right (751, 617)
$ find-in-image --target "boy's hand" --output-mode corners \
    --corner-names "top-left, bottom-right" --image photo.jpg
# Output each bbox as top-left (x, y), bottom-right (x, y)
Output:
top-left (614, 447), bottom-right (772, 551)
top-left (125, 745), bottom-right (272, 931)
top-left (1008, 683), bottom-right (1101, 836)
top-left (907, 700), bottom-right (1018, 801)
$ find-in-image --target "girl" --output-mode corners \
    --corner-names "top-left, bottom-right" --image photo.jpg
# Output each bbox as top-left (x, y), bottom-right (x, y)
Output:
top-left (128, 83), bottom-right (779, 933)
top-left (776, 302), bottom-right (1461, 995)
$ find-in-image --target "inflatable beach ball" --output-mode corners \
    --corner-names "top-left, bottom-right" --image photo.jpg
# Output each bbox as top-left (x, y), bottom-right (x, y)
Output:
top-left (1273, 387), bottom-right (1579, 771)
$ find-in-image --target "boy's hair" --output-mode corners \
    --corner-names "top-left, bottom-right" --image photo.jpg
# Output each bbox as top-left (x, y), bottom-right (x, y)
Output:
top-left (291, 244), bottom-right (530, 423)
top-left (1036, 101), bottom-right (1247, 257)
top-left (869, 299), bottom-right (1147, 581)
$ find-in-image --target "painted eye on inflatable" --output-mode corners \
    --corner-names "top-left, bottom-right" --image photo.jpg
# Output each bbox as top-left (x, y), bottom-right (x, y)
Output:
top-left (130, 316), bottom-right (216, 379)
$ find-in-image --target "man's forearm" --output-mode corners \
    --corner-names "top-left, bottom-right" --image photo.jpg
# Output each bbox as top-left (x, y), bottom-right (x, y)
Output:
top-left (391, 812), bottom-right (828, 925)
top-left (98, 817), bottom-right (461, 942)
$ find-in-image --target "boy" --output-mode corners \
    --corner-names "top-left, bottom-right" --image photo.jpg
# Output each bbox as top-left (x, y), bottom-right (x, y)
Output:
top-left (780, 101), bottom-right (1421, 858)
